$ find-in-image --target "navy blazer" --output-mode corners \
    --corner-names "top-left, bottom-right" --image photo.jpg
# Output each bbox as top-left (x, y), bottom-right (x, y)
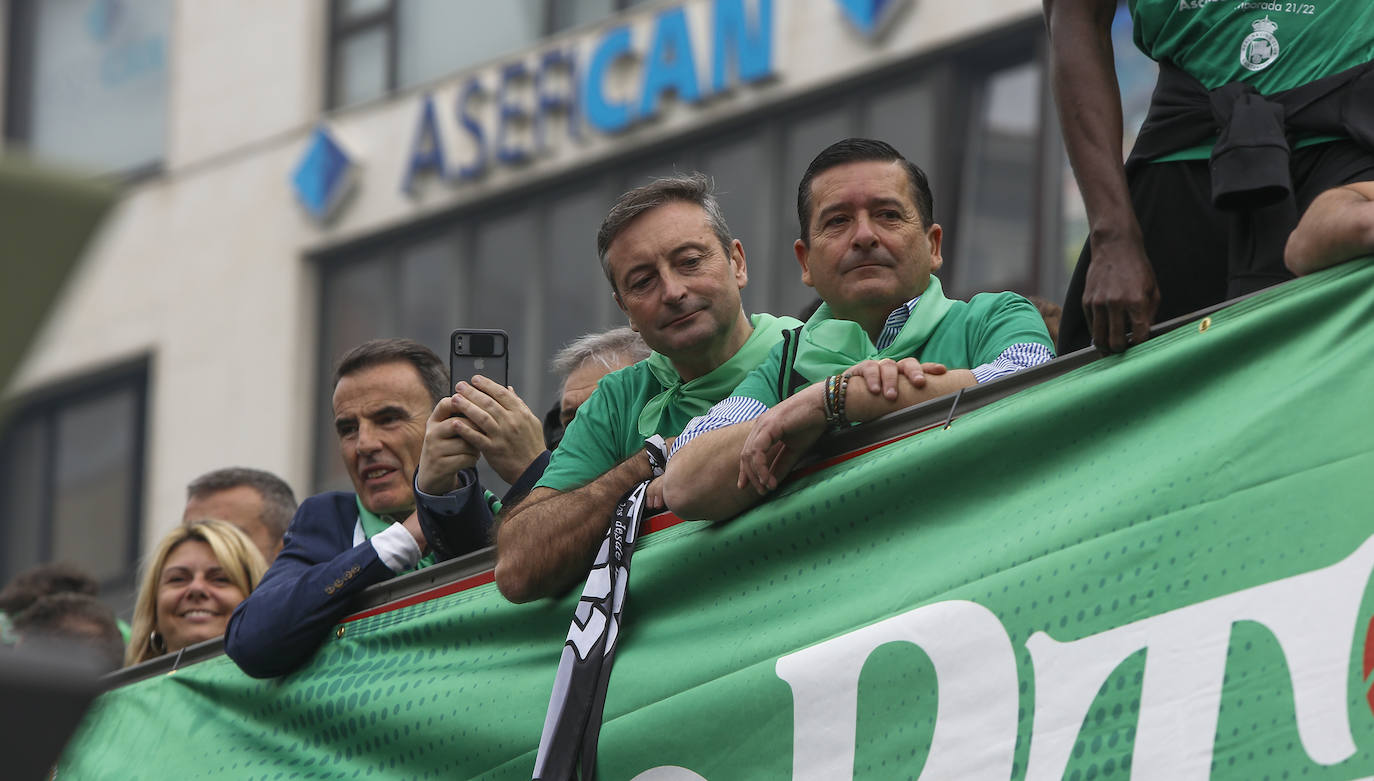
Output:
top-left (225, 492), bottom-right (394, 678)
top-left (224, 458), bottom-right (531, 678)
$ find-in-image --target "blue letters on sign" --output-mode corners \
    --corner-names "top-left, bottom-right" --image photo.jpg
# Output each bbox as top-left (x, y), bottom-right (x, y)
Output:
top-left (712, 0), bottom-right (773, 93)
top-left (535, 48), bottom-right (580, 153)
top-left (585, 25), bottom-right (635, 133)
top-left (402, 93), bottom-right (446, 194)
top-left (401, 0), bottom-right (777, 193)
top-left (455, 77), bottom-right (488, 181)
top-left (639, 6), bottom-right (701, 119)
top-left (496, 61), bottom-right (532, 165)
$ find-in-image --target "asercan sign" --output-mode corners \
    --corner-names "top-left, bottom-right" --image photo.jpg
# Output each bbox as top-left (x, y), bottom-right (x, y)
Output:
top-left (401, 0), bottom-right (774, 193)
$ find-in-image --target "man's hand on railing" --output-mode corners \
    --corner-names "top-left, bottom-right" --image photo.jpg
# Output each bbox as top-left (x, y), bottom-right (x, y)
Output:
top-left (737, 384), bottom-right (828, 496)
top-left (1082, 233), bottom-right (1160, 354)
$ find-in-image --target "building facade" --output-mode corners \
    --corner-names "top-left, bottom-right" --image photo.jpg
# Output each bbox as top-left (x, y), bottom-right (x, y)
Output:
top-left (0, 0), bottom-right (1153, 608)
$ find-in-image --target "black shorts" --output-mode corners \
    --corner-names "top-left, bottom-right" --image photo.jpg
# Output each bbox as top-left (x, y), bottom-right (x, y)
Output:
top-left (1058, 140), bottom-right (1374, 353)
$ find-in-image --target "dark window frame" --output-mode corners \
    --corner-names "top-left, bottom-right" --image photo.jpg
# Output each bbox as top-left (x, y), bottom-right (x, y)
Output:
top-left (0, 357), bottom-right (150, 594)
top-left (325, 0), bottom-right (399, 110)
top-left (3, 0), bottom-right (38, 145)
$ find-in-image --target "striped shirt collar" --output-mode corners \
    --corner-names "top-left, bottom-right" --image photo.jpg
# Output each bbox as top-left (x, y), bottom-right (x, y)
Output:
top-left (874, 295), bottom-right (921, 351)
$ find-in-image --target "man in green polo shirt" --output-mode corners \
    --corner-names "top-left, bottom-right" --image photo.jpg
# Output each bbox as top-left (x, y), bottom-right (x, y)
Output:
top-left (662, 138), bottom-right (1055, 521)
top-left (1046, 0), bottom-right (1374, 354)
top-left (493, 174), bottom-right (801, 603)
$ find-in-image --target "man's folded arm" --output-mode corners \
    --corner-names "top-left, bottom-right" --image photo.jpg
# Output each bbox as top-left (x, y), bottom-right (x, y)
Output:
top-left (662, 415), bottom-right (760, 522)
top-left (225, 495), bottom-right (414, 678)
top-left (1285, 182), bottom-right (1374, 276)
top-left (494, 451), bottom-right (654, 603)
top-left (665, 360), bottom-right (1041, 521)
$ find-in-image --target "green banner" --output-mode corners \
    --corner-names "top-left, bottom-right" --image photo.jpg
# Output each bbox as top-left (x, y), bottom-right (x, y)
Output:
top-left (61, 260), bottom-right (1374, 780)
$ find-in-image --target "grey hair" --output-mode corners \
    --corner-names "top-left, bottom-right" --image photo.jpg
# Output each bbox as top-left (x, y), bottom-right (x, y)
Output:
top-left (595, 172), bottom-right (734, 291)
top-left (187, 467), bottom-right (298, 538)
top-left (551, 327), bottom-right (651, 380)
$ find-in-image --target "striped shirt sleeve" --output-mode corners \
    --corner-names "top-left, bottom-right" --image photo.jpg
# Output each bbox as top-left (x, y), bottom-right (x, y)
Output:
top-left (970, 342), bottom-right (1055, 384)
top-left (668, 396), bottom-right (769, 458)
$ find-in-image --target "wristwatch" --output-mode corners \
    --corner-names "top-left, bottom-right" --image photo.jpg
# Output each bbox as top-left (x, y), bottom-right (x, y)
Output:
top-left (644, 434), bottom-right (668, 477)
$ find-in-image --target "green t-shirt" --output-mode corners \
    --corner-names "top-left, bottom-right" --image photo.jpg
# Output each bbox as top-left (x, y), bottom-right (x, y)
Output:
top-left (536, 313), bottom-right (802, 493)
top-left (1129, 0), bottom-right (1374, 161)
top-left (731, 291), bottom-right (1053, 408)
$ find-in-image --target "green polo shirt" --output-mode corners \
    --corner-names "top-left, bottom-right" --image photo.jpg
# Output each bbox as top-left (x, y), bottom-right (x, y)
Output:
top-left (731, 292), bottom-right (1053, 408)
top-left (536, 314), bottom-right (802, 493)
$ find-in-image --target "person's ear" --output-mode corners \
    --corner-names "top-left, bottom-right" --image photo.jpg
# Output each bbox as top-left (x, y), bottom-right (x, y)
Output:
top-left (794, 238), bottom-right (814, 288)
top-left (729, 239), bottom-right (749, 289)
top-left (926, 223), bottom-right (944, 272)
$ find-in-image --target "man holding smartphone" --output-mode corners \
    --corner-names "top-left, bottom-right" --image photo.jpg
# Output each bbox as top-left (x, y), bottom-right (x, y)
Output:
top-left (414, 328), bottom-right (652, 530)
top-left (411, 372), bottom-right (549, 558)
top-left (492, 173), bottom-right (802, 603)
top-left (227, 338), bottom-right (493, 677)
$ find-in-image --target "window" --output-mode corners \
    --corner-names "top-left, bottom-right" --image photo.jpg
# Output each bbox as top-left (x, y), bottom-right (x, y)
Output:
top-left (952, 61), bottom-right (1043, 296)
top-left (4, 0), bottom-right (171, 175)
top-left (327, 0), bottom-right (650, 109)
top-left (0, 361), bottom-right (148, 608)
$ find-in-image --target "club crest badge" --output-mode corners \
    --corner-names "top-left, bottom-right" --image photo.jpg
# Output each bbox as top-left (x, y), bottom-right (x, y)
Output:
top-left (1240, 16), bottom-right (1280, 72)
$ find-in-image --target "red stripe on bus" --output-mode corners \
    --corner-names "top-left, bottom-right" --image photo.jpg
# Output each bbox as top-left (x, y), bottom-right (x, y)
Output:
top-left (342, 570), bottom-right (496, 623)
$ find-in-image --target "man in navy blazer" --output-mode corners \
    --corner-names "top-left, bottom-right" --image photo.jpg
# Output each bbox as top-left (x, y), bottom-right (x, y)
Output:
top-left (225, 338), bottom-right (518, 678)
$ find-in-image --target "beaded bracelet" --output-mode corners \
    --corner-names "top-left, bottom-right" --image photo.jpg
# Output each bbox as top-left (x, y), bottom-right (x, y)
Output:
top-left (823, 373), bottom-right (851, 429)
top-left (834, 373), bottom-right (851, 428)
top-left (823, 374), bottom-right (838, 423)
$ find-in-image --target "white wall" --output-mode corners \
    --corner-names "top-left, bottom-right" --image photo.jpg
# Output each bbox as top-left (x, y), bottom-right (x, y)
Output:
top-left (167, 0), bottom-right (325, 171)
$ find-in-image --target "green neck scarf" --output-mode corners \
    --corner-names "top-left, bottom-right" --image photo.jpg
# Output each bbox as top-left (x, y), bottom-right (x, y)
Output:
top-left (355, 496), bottom-right (436, 572)
top-left (792, 276), bottom-right (954, 384)
top-left (639, 312), bottom-right (803, 438)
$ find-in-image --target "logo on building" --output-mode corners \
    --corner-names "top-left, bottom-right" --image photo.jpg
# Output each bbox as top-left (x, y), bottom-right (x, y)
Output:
top-left (401, 0), bottom-right (774, 196)
top-left (1240, 16), bottom-right (1280, 72)
top-left (291, 126), bottom-right (358, 224)
top-left (835, 0), bottom-right (910, 39)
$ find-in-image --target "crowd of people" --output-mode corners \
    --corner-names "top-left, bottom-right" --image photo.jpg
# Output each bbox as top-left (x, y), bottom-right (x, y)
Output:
top-left (5, 121), bottom-right (1373, 678)
top-left (6, 4), bottom-right (1374, 677)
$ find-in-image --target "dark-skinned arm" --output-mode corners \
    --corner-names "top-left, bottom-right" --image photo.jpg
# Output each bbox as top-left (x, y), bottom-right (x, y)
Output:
top-left (1044, 0), bottom-right (1159, 353)
top-left (493, 450), bottom-right (656, 603)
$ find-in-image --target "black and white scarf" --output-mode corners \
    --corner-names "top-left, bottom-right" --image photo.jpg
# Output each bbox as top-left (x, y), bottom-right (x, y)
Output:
top-left (533, 480), bottom-right (649, 781)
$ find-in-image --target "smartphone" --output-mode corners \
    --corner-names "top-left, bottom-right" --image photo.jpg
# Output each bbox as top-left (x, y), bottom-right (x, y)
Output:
top-left (449, 329), bottom-right (509, 392)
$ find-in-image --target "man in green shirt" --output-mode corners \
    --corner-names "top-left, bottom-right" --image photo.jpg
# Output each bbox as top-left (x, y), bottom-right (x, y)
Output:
top-left (662, 138), bottom-right (1054, 521)
top-left (494, 174), bottom-right (801, 603)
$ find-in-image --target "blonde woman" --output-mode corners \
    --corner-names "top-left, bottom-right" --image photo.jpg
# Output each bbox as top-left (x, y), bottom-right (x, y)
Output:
top-left (125, 519), bottom-right (267, 666)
